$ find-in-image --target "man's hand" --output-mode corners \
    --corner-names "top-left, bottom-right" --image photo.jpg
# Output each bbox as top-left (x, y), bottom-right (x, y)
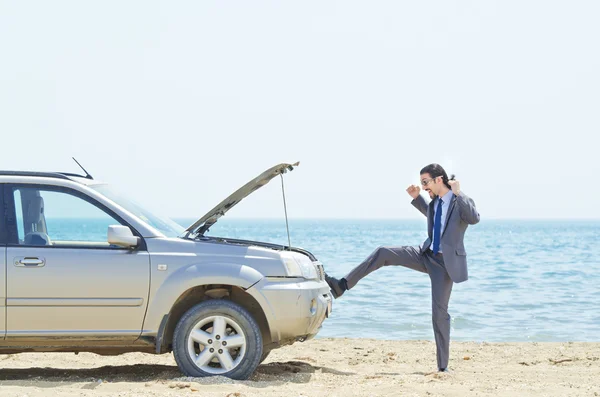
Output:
top-left (449, 179), bottom-right (461, 195)
top-left (406, 184), bottom-right (421, 199)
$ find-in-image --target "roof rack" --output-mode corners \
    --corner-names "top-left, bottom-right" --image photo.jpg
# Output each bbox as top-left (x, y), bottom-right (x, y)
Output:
top-left (57, 172), bottom-right (91, 179)
top-left (0, 171), bottom-right (75, 181)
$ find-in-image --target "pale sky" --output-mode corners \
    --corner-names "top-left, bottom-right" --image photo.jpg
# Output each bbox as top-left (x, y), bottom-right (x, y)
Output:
top-left (1, 1), bottom-right (598, 220)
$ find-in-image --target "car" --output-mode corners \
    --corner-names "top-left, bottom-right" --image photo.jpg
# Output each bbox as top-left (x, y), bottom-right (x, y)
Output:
top-left (0, 162), bottom-right (332, 380)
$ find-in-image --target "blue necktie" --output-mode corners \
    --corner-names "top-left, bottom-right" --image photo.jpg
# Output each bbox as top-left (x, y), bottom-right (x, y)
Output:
top-left (433, 198), bottom-right (443, 254)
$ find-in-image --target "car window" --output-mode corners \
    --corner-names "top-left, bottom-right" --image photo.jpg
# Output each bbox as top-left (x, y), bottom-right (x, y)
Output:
top-left (91, 184), bottom-right (184, 238)
top-left (13, 187), bottom-right (126, 248)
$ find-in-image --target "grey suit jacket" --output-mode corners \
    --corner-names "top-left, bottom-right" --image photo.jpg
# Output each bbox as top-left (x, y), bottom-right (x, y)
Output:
top-left (411, 191), bottom-right (480, 283)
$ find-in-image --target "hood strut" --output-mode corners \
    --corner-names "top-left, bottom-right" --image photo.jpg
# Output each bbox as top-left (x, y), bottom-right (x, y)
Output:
top-left (280, 174), bottom-right (292, 251)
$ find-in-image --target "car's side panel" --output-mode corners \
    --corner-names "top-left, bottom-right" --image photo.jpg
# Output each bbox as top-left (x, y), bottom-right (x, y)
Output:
top-left (140, 237), bottom-right (282, 335)
top-left (0, 184), bottom-right (6, 340)
top-left (0, 247), bottom-right (5, 341)
top-left (6, 247), bottom-right (151, 339)
top-left (141, 257), bottom-right (263, 335)
top-left (3, 183), bottom-right (151, 341)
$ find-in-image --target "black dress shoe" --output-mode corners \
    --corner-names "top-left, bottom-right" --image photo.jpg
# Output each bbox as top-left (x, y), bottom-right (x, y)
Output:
top-left (438, 368), bottom-right (450, 373)
top-left (324, 274), bottom-right (345, 299)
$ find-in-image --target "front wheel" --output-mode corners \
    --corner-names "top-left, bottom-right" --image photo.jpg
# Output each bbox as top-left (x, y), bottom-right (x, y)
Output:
top-left (172, 299), bottom-right (263, 380)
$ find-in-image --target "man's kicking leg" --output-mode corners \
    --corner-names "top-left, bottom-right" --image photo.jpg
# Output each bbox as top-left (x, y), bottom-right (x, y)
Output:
top-left (325, 246), bottom-right (427, 298)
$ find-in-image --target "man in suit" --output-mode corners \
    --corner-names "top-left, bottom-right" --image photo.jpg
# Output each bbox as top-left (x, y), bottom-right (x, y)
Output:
top-left (325, 163), bottom-right (480, 372)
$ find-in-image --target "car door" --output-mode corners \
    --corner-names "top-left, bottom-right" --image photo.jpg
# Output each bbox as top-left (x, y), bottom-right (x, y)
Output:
top-left (5, 184), bottom-right (150, 342)
top-left (0, 184), bottom-right (7, 340)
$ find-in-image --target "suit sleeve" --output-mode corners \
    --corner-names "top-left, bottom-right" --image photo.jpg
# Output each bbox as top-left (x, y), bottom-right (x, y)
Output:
top-left (456, 191), bottom-right (480, 225)
top-left (411, 195), bottom-right (429, 217)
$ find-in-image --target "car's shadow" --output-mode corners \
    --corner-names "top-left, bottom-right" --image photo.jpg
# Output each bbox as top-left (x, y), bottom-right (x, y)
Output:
top-left (256, 360), bottom-right (355, 383)
top-left (0, 361), bottom-right (355, 388)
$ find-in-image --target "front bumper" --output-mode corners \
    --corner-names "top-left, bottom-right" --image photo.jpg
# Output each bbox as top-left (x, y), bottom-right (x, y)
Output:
top-left (247, 277), bottom-right (332, 345)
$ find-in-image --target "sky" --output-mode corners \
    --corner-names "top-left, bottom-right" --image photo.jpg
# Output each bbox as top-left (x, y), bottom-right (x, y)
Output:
top-left (1, 1), bottom-right (599, 220)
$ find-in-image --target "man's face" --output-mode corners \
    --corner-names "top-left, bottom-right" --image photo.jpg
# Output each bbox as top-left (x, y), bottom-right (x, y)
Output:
top-left (420, 173), bottom-right (442, 198)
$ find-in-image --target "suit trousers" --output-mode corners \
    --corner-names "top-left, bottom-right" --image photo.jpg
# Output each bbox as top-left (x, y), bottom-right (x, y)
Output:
top-left (343, 246), bottom-right (454, 370)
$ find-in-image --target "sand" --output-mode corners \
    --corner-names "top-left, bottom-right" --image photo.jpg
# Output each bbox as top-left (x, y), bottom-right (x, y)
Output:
top-left (0, 338), bottom-right (598, 396)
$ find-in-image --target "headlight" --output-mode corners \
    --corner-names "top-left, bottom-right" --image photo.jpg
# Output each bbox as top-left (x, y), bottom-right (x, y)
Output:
top-left (297, 260), bottom-right (318, 280)
top-left (282, 253), bottom-right (318, 280)
top-left (283, 257), bottom-right (303, 277)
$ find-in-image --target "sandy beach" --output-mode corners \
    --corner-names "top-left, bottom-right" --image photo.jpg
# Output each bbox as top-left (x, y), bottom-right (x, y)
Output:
top-left (0, 338), bottom-right (598, 396)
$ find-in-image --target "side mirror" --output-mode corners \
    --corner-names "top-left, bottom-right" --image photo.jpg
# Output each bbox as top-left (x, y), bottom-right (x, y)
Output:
top-left (108, 225), bottom-right (140, 248)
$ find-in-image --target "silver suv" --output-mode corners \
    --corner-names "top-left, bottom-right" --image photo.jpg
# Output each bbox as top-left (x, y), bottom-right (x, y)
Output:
top-left (0, 162), bottom-right (332, 380)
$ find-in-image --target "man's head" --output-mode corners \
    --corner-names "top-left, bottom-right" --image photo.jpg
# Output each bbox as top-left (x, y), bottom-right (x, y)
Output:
top-left (420, 163), bottom-right (453, 199)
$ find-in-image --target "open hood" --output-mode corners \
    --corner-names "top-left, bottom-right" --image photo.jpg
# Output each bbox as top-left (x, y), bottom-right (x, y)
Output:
top-left (184, 162), bottom-right (299, 237)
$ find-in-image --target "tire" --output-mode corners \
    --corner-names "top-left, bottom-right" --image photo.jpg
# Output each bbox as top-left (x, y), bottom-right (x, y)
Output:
top-left (172, 299), bottom-right (263, 380)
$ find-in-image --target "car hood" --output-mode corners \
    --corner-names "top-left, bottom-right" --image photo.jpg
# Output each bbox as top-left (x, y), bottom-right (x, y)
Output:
top-left (184, 162), bottom-right (299, 237)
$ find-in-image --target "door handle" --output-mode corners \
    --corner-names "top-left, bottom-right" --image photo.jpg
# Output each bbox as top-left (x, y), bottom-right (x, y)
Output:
top-left (14, 257), bottom-right (46, 267)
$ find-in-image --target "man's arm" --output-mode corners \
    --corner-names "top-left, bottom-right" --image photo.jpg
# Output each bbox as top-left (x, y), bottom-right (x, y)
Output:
top-left (448, 180), bottom-right (480, 225)
top-left (456, 192), bottom-right (480, 224)
top-left (407, 184), bottom-right (428, 217)
top-left (411, 195), bottom-right (428, 217)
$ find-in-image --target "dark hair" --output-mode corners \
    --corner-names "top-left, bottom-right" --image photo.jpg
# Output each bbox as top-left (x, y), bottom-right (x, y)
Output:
top-left (420, 163), bottom-right (455, 190)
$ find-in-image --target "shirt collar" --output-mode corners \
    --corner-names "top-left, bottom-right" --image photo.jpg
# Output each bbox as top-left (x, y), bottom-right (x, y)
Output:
top-left (438, 190), bottom-right (454, 204)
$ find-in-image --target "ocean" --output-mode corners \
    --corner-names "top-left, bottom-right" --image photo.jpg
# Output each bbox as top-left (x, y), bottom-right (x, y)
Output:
top-left (38, 218), bottom-right (600, 342)
top-left (200, 218), bottom-right (600, 343)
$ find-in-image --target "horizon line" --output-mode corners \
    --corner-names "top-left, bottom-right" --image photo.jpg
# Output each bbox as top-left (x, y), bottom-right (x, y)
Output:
top-left (170, 216), bottom-right (600, 221)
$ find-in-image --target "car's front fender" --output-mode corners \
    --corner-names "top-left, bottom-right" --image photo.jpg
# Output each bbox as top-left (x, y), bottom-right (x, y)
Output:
top-left (141, 261), bottom-right (264, 334)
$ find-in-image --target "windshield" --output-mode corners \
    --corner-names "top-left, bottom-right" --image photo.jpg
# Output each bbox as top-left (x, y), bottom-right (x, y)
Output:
top-left (92, 184), bottom-right (184, 238)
